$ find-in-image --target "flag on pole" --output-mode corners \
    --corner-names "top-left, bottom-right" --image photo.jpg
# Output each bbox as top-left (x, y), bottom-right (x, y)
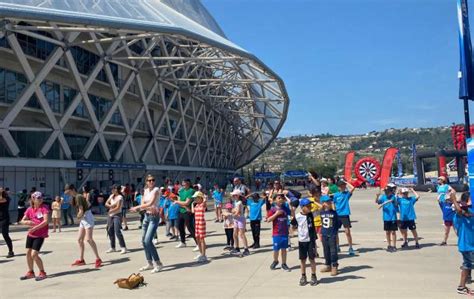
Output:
top-left (412, 144), bottom-right (418, 179)
top-left (396, 150), bottom-right (403, 177)
top-left (458, 0), bottom-right (474, 100)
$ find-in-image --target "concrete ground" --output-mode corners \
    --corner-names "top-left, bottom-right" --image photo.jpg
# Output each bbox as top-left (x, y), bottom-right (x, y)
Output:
top-left (0, 189), bottom-right (467, 298)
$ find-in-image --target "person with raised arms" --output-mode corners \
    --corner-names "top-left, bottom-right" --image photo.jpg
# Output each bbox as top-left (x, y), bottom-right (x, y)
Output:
top-left (105, 185), bottom-right (128, 254)
top-left (375, 184), bottom-right (399, 252)
top-left (333, 180), bottom-right (356, 256)
top-left (396, 187), bottom-right (420, 249)
top-left (437, 176), bottom-right (456, 246)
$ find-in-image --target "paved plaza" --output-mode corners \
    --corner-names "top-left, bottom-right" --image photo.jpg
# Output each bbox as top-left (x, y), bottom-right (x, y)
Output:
top-left (0, 189), bottom-right (466, 298)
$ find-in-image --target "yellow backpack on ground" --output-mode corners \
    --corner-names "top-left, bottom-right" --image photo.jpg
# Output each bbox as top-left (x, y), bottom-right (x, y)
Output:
top-left (114, 273), bottom-right (146, 289)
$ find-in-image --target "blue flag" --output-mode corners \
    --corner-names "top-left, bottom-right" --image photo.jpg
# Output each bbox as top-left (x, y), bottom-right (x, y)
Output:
top-left (412, 144), bottom-right (418, 180)
top-left (396, 151), bottom-right (403, 177)
top-left (458, 0), bottom-right (474, 99)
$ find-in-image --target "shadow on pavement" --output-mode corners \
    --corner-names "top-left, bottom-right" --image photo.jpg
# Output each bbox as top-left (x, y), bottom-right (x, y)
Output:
top-left (339, 265), bottom-right (373, 274)
top-left (318, 275), bottom-right (365, 284)
top-left (102, 257), bottom-right (130, 267)
top-left (0, 259), bottom-right (13, 264)
top-left (356, 247), bottom-right (385, 254)
top-left (48, 268), bottom-right (100, 278)
top-left (160, 260), bottom-right (211, 272)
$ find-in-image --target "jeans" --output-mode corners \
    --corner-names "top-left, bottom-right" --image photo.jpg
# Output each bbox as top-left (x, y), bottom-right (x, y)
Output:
top-left (250, 220), bottom-right (261, 246)
top-left (142, 214), bottom-right (160, 263)
top-left (62, 206), bottom-right (74, 225)
top-left (107, 215), bottom-right (126, 249)
top-left (322, 235), bottom-right (338, 267)
top-left (0, 217), bottom-right (13, 253)
top-left (98, 203), bottom-right (106, 215)
top-left (178, 212), bottom-right (195, 244)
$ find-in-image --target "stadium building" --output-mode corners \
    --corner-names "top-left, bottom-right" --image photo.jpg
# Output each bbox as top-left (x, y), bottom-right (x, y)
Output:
top-left (0, 0), bottom-right (289, 195)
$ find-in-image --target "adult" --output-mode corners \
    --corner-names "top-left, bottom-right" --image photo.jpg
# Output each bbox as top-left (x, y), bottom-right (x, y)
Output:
top-left (61, 185), bottom-right (74, 226)
top-left (437, 176), bottom-right (455, 246)
top-left (121, 184), bottom-right (131, 231)
top-left (233, 178), bottom-right (250, 197)
top-left (66, 185), bottom-right (102, 268)
top-left (174, 179), bottom-right (196, 249)
top-left (105, 185), bottom-right (128, 254)
top-left (130, 175), bottom-right (163, 273)
top-left (0, 187), bottom-right (14, 257)
top-left (17, 189), bottom-right (28, 223)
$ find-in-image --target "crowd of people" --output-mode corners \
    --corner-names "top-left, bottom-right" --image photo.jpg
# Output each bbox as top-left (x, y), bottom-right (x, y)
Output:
top-left (0, 173), bottom-right (472, 295)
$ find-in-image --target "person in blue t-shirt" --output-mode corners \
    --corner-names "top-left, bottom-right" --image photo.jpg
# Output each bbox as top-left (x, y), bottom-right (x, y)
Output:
top-left (396, 187), bottom-right (420, 249)
top-left (61, 185), bottom-right (74, 226)
top-left (247, 193), bottom-right (265, 249)
top-left (167, 193), bottom-right (180, 240)
top-left (437, 176), bottom-right (455, 246)
top-left (375, 184), bottom-right (398, 252)
top-left (333, 180), bottom-right (355, 256)
top-left (212, 184), bottom-right (225, 223)
top-left (449, 191), bottom-right (473, 296)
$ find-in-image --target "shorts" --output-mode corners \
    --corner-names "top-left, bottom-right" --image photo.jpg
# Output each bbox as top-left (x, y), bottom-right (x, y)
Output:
top-left (461, 251), bottom-right (474, 270)
top-left (315, 226), bottom-right (322, 235)
top-left (26, 236), bottom-right (45, 251)
top-left (121, 208), bottom-right (127, 218)
top-left (169, 219), bottom-right (178, 228)
top-left (384, 221), bottom-right (398, 231)
top-left (79, 210), bottom-right (95, 229)
top-left (234, 216), bottom-right (246, 229)
top-left (400, 220), bottom-right (416, 230)
top-left (339, 215), bottom-right (352, 228)
top-left (272, 235), bottom-right (289, 251)
top-left (444, 220), bottom-right (453, 227)
top-left (299, 241), bottom-right (317, 260)
top-left (215, 202), bottom-right (223, 208)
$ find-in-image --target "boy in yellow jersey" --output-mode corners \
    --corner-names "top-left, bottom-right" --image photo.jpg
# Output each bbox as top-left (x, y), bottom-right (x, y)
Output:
top-left (308, 187), bottom-right (323, 256)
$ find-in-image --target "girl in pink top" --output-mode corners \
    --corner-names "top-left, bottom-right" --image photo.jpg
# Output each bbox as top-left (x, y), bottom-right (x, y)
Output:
top-left (19, 191), bottom-right (49, 281)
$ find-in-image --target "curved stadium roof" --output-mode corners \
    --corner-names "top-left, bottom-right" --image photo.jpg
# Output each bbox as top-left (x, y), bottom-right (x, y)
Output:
top-left (0, 0), bottom-right (289, 169)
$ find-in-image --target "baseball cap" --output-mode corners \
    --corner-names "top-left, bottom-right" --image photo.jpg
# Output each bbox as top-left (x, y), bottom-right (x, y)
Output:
top-left (320, 178), bottom-right (328, 182)
top-left (230, 190), bottom-right (242, 196)
top-left (192, 191), bottom-right (204, 198)
top-left (321, 195), bottom-right (331, 202)
top-left (32, 191), bottom-right (43, 199)
top-left (400, 187), bottom-right (409, 193)
top-left (225, 203), bottom-right (233, 209)
top-left (387, 183), bottom-right (396, 188)
top-left (299, 198), bottom-right (311, 207)
top-left (337, 180), bottom-right (347, 186)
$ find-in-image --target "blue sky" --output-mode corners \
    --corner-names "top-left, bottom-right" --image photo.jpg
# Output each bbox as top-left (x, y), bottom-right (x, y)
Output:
top-left (202, 0), bottom-right (468, 136)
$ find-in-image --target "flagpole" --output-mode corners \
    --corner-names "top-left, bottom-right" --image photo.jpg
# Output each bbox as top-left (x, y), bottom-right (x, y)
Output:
top-left (464, 98), bottom-right (471, 138)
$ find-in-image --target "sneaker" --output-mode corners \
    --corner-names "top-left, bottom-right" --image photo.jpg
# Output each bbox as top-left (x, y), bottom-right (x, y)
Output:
top-left (35, 271), bottom-right (47, 281)
top-left (401, 242), bottom-right (408, 248)
top-left (310, 275), bottom-right (318, 286)
top-left (415, 243), bottom-right (420, 249)
top-left (186, 234), bottom-right (192, 239)
top-left (123, 226), bottom-right (129, 231)
top-left (20, 271), bottom-right (35, 280)
top-left (176, 242), bottom-right (186, 248)
top-left (320, 266), bottom-right (331, 273)
top-left (386, 246), bottom-right (392, 252)
top-left (457, 286), bottom-right (473, 295)
top-left (193, 246), bottom-right (200, 252)
top-left (230, 248), bottom-right (240, 255)
top-left (153, 239), bottom-right (159, 245)
top-left (270, 261), bottom-right (279, 270)
top-left (6, 251), bottom-right (14, 258)
top-left (348, 247), bottom-right (355, 256)
top-left (281, 263), bottom-right (291, 272)
top-left (139, 264), bottom-right (154, 271)
top-left (223, 245), bottom-right (231, 251)
top-left (71, 259), bottom-right (86, 266)
top-left (391, 247), bottom-right (397, 252)
top-left (439, 241), bottom-right (447, 246)
top-left (138, 226), bottom-right (142, 229)
top-left (166, 233), bottom-right (173, 237)
top-left (151, 263), bottom-right (163, 273)
top-left (299, 275), bottom-right (308, 286)
top-left (105, 248), bottom-right (116, 253)
top-left (169, 235), bottom-right (177, 240)
top-left (95, 259), bottom-right (102, 268)
top-left (198, 255), bottom-right (208, 263)
top-left (331, 267), bottom-right (338, 276)
top-left (242, 249), bottom-right (250, 256)
top-left (120, 248), bottom-right (128, 254)
top-left (193, 254), bottom-right (202, 260)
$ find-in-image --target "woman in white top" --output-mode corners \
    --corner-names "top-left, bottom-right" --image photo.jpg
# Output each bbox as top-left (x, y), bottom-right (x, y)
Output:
top-left (130, 175), bottom-right (163, 273)
top-left (105, 185), bottom-right (128, 254)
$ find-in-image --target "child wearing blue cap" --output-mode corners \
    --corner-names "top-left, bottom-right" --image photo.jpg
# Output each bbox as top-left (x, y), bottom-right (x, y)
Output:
top-left (320, 199), bottom-right (341, 276)
top-left (291, 197), bottom-right (318, 286)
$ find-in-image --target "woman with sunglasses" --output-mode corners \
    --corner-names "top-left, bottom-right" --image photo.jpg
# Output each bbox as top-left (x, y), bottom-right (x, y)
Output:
top-left (105, 185), bottom-right (128, 254)
top-left (130, 175), bottom-right (163, 273)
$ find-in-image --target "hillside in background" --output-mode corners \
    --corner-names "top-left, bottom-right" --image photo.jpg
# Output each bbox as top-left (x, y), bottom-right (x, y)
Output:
top-left (247, 126), bottom-right (453, 177)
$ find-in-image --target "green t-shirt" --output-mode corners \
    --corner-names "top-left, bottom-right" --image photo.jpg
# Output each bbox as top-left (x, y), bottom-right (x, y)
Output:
top-left (178, 188), bottom-right (194, 213)
top-left (75, 194), bottom-right (90, 211)
top-left (329, 184), bottom-right (339, 195)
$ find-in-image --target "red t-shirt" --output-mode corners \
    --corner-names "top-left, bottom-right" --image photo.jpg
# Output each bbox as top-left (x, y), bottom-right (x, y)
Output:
top-left (268, 206), bottom-right (289, 237)
top-left (24, 204), bottom-right (49, 238)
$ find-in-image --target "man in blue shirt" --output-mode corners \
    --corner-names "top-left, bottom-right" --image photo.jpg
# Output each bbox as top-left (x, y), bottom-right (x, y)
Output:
top-left (450, 191), bottom-right (473, 296)
top-left (396, 187), bottom-right (420, 249)
top-left (248, 193), bottom-right (265, 249)
top-left (61, 184), bottom-right (74, 226)
top-left (333, 180), bottom-right (355, 256)
top-left (376, 185), bottom-right (399, 252)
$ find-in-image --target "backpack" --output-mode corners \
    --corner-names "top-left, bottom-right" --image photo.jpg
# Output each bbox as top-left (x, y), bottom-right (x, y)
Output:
top-left (114, 273), bottom-right (146, 289)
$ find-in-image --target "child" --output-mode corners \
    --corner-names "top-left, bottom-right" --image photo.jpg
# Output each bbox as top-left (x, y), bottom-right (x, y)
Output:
top-left (247, 193), bottom-right (265, 249)
top-left (439, 179), bottom-right (456, 246)
top-left (396, 187), bottom-right (420, 249)
top-left (213, 184), bottom-right (224, 222)
top-left (333, 180), bottom-right (355, 255)
top-left (375, 184), bottom-right (398, 252)
top-left (266, 193), bottom-right (290, 272)
top-left (320, 199), bottom-right (340, 276)
top-left (192, 191), bottom-right (207, 262)
top-left (19, 191), bottom-right (49, 281)
top-left (167, 193), bottom-right (180, 240)
top-left (51, 196), bottom-right (62, 233)
top-left (450, 191), bottom-right (473, 295)
top-left (222, 203), bottom-right (235, 250)
top-left (309, 188), bottom-right (323, 253)
top-left (291, 198), bottom-right (318, 286)
top-left (230, 190), bottom-right (250, 256)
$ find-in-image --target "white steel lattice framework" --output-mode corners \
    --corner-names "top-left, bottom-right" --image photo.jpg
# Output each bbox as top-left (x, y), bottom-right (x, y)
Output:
top-left (0, 18), bottom-right (289, 171)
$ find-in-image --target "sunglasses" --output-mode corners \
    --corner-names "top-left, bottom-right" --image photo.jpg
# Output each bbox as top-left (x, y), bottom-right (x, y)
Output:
top-left (147, 179), bottom-right (155, 182)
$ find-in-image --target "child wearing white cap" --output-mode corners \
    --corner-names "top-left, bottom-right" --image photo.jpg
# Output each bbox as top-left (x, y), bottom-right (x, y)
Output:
top-left (396, 187), bottom-right (420, 249)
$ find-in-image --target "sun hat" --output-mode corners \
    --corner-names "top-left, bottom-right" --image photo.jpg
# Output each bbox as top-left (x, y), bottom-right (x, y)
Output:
top-left (192, 191), bottom-right (204, 198)
top-left (32, 191), bottom-right (43, 199)
top-left (400, 187), bottom-right (409, 193)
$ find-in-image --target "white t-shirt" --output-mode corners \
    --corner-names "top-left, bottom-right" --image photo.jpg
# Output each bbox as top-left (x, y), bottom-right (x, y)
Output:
top-left (143, 187), bottom-right (160, 212)
top-left (108, 194), bottom-right (123, 216)
top-left (294, 212), bottom-right (313, 242)
top-left (234, 200), bottom-right (244, 217)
